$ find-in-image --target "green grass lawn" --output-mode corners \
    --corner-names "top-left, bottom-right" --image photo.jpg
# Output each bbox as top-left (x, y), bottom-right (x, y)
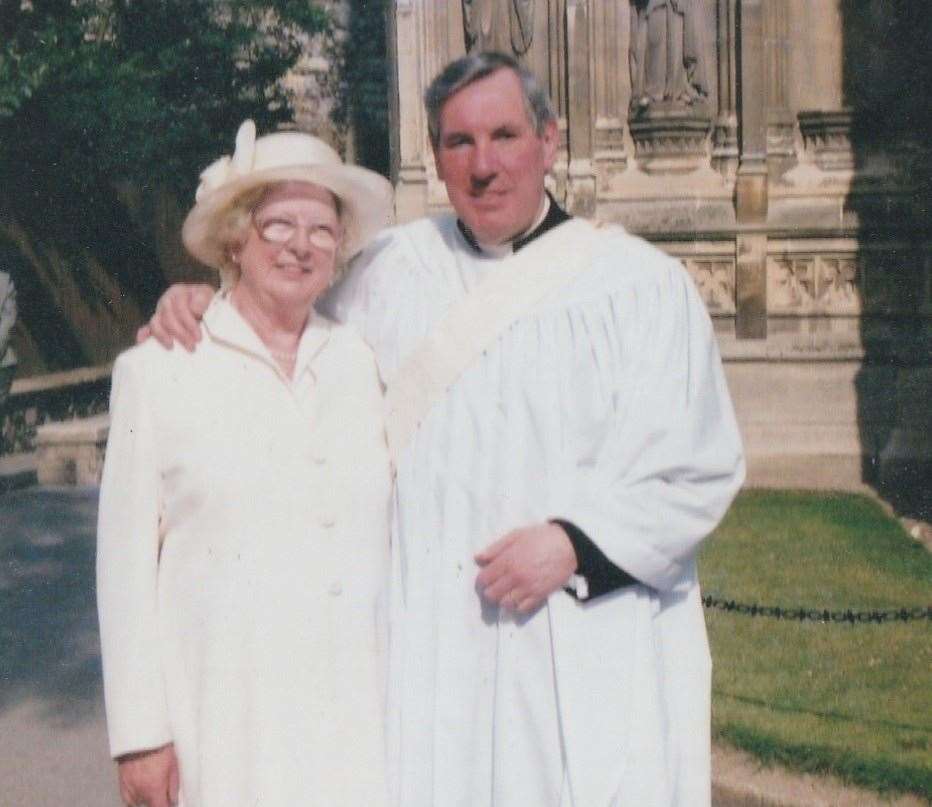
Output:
top-left (699, 490), bottom-right (932, 799)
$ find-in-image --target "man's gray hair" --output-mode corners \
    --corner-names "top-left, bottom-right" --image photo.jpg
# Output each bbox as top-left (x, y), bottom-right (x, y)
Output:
top-left (424, 51), bottom-right (557, 148)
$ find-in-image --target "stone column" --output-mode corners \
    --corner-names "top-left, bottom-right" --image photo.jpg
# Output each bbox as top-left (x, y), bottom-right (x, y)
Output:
top-left (565, 0), bottom-right (596, 216)
top-left (712, 0), bottom-right (739, 179)
top-left (735, 0), bottom-right (768, 338)
top-left (590, 0), bottom-right (628, 181)
top-left (764, 0), bottom-right (796, 180)
top-left (548, 0), bottom-right (569, 200)
top-left (390, 1), bottom-right (472, 222)
top-left (390, 0), bottom-right (429, 223)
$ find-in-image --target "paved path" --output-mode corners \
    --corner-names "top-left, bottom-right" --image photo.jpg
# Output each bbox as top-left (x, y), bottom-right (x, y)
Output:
top-left (0, 487), bottom-right (118, 806)
top-left (5, 485), bottom-right (921, 807)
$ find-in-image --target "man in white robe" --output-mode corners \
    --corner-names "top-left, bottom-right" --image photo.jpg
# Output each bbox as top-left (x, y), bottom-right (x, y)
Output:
top-left (145, 51), bottom-right (744, 807)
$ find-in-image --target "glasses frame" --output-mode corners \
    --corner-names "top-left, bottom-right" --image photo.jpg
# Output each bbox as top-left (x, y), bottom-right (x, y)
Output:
top-left (251, 212), bottom-right (340, 253)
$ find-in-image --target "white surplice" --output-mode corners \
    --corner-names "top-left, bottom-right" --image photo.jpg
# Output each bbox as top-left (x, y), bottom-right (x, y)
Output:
top-left (97, 294), bottom-right (392, 807)
top-left (323, 215), bottom-right (745, 807)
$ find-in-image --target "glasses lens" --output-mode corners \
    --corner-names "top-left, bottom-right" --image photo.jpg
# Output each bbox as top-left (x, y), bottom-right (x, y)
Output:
top-left (255, 216), bottom-right (338, 252)
top-left (308, 229), bottom-right (337, 251)
top-left (257, 219), bottom-right (296, 244)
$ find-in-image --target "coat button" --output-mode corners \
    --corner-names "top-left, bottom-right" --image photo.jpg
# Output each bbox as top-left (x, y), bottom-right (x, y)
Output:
top-left (328, 582), bottom-right (343, 596)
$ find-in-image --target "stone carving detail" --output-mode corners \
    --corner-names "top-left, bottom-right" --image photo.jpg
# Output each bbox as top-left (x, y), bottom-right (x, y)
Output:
top-left (686, 258), bottom-right (736, 314)
top-left (463, 0), bottom-right (495, 52)
top-left (770, 257), bottom-right (816, 310)
top-left (818, 257), bottom-right (860, 313)
top-left (627, 0), bottom-right (712, 175)
top-left (629, 0), bottom-right (710, 111)
top-left (510, 0), bottom-right (535, 55)
top-left (769, 255), bottom-right (864, 314)
top-left (797, 110), bottom-right (855, 171)
top-left (628, 111), bottom-right (711, 174)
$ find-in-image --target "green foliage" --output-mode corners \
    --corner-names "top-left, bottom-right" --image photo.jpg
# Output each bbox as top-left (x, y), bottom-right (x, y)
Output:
top-left (0, 0), bottom-right (329, 201)
top-left (0, 0), bottom-right (329, 369)
top-left (342, 0), bottom-right (390, 175)
top-left (700, 491), bottom-right (932, 798)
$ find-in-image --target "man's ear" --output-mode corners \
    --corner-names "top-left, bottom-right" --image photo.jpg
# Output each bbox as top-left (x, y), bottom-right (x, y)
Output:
top-left (541, 119), bottom-right (559, 173)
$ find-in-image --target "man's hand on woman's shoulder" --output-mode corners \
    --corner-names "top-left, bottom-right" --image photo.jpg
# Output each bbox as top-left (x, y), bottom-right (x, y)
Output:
top-left (137, 283), bottom-right (214, 351)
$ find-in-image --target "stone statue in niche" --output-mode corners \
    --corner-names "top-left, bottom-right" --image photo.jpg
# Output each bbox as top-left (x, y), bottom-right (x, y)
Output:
top-left (464, 0), bottom-right (536, 57)
top-left (463, 0), bottom-right (495, 53)
top-left (510, 0), bottom-right (535, 55)
top-left (629, 0), bottom-right (710, 111)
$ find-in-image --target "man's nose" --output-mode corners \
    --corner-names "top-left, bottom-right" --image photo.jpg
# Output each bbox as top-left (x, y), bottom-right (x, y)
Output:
top-left (470, 140), bottom-right (498, 183)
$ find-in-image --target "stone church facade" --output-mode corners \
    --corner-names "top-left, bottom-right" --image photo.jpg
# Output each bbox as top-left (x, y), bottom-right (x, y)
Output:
top-left (383, 0), bottom-right (931, 503)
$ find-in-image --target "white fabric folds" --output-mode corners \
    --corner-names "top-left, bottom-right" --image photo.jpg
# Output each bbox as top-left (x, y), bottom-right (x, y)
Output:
top-left (384, 218), bottom-right (598, 464)
top-left (323, 214), bottom-right (745, 807)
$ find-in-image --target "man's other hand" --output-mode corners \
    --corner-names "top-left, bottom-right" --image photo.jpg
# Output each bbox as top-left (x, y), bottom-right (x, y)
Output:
top-left (136, 284), bottom-right (214, 351)
top-left (117, 743), bottom-right (180, 807)
top-left (475, 522), bottom-right (577, 614)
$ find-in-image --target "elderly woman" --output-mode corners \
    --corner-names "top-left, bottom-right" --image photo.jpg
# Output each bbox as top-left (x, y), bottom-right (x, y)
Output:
top-left (96, 121), bottom-right (394, 807)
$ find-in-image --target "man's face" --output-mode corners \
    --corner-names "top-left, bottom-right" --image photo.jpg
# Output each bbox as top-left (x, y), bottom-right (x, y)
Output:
top-left (433, 67), bottom-right (558, 245)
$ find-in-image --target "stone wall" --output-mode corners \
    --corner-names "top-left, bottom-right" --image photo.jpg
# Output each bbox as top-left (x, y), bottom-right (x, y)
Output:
top-left (387, 0), bottom-right (931, 507)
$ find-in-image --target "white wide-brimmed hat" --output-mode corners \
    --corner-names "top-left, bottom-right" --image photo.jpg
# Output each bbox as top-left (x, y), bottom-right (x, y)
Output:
top-left (182, 120), bottom-right (393, 269)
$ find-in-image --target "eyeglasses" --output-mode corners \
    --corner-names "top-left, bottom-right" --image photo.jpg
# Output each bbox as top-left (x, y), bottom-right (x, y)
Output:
top-left (253, 215), bottom-right (339, 252)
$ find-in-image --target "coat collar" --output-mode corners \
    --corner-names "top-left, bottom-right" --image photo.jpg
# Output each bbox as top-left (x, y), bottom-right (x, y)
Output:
top-left (202, 291), bottom-right (332, 380)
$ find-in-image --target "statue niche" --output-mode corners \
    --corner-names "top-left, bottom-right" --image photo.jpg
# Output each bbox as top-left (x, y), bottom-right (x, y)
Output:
top-left (463, 0), bottom-right (536, 56)
top-left (629, 0), bottom-right (709, 111)
top-left (627, 0), bottom-right (714, 174)
top-left (510, 0), bottom-right (535, 55)
top-left (463, 0), bottom-right (495, 53)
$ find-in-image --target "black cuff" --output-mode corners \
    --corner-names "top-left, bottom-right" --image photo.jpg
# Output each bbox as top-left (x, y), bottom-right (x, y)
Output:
top-left (551, 519), bottom-right (639, 600)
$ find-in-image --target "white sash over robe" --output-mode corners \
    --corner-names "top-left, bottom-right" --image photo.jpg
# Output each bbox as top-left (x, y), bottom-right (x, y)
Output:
top-left (322, 214), bottom-right (745, 806)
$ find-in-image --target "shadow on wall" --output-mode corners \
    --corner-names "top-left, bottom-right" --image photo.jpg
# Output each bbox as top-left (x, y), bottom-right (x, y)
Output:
top-left (843, 0), bottom-right (932, 520)
top-left (0, 487), bottom-right (103, 724)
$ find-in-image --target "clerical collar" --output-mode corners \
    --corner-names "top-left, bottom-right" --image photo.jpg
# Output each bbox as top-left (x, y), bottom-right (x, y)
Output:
top-left (456, 193), bottom-right (572, 257)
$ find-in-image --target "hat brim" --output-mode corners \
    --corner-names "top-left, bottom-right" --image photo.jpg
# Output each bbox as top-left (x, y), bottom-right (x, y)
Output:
top-left (182, 162), bottom-right (393, 271)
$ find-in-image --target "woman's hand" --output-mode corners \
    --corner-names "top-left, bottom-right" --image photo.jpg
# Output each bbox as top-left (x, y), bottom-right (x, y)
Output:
top-left (117, 743), bottom-right (180, 807)
top-left (136, 284), bottom-right (214, 351)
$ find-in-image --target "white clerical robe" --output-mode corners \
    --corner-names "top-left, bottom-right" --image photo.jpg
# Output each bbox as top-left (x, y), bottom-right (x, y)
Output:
top-left (323, 215), bottom-right (745, 807)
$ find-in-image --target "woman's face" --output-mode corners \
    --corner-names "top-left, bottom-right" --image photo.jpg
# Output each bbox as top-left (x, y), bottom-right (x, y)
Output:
top-left (236, 181), bottom-right (342, 311)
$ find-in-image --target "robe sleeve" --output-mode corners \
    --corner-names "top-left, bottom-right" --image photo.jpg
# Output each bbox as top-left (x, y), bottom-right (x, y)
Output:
top-left (96, 353), bottom-right (173, 758)
top-left (552, 257), bottom-right (745, 594)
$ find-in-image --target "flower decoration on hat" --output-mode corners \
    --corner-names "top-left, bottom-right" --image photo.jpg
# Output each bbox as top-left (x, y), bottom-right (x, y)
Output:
top-left (194, 120), bottom-right (258, 202)
top-left (232, 120), bottom-right (257, 175)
